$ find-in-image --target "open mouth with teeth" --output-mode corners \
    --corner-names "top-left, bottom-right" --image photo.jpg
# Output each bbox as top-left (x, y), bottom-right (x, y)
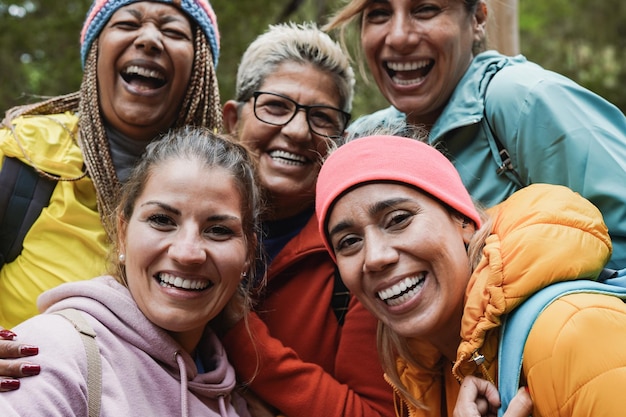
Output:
top-left (122, 65), bottom-right (166, 90)
top-left (157, 272), bottom-right (213, 291)
top-left (268, 150), bottom-right (308, 166)
top-left (377, 274), bottom-right (425, 307)
top-left (385, 60), bottom-right (434, 86)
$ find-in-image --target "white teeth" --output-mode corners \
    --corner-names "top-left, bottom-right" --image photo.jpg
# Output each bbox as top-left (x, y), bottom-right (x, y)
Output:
top-left (123, 65), bottom-right (164, 80)
top-left (391, 75), bottom-right (425, 86)
top-left (377, 274), bottom-right (425, 306)
top-left (386, 60), bottom-right (429, 72)
top-left (159, 273), bottom-right (210, 291)
top-left (269, 150), bottom-right (307, 165)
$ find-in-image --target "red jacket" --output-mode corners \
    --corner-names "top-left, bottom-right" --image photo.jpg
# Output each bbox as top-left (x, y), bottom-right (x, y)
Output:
top-left (221, 214), bottom-right (395, 417)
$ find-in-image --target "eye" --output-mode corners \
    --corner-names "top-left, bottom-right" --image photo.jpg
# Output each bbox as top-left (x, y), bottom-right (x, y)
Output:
top-left (259, 98), bottom-right (292, 115)
top-left (334, 233), bottom-right (363, 256)
top-left (412, 4), bottom-right (441, 19)
top-left (111, 19), bottom-right (140, 30)
top-left (363, 5), bottom-right (392, 24)
top-left (386, 210), bottom-right (413, 229)
top-left (147, 213), bottom-right (176, 229)
top-left (161, 25), bottom-right (192, 41)
top-left (205, 224), bottom-right (237, 241)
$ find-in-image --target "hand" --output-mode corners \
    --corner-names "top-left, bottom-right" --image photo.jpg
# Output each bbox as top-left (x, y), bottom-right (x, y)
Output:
top-left (453, 375), bottom-right (532, 417)
top-left (0, 328), bottom-right (41, 392)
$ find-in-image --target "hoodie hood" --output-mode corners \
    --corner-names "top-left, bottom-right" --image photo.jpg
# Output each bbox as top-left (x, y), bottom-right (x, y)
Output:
top-left (37, 275), bottom-right (240, 417)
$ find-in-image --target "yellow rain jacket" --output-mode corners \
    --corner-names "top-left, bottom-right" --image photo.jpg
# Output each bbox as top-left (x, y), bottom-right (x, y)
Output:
top-left (391, 183), bottom-right (625, 416)
top-left (0, 113), bottom-right (107, 327)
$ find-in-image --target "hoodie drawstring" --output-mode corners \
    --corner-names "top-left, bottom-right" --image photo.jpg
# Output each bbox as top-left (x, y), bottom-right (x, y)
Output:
top-left (175, 352), bottom-right (190, 417)
top-left (218, 395), bottom-right (227, 417)
top-left (175, 351), bottom-right (230, 417)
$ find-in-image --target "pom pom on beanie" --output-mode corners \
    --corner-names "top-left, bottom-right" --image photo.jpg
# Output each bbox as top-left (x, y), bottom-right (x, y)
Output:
top-left (80, 0), bottom-right (219, 68)
top-left (315, 135), bottom-right (481, 261)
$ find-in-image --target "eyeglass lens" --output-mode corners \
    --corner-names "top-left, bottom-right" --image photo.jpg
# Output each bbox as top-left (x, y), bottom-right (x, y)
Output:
top-left (254, 92), bottom-right (347, 137)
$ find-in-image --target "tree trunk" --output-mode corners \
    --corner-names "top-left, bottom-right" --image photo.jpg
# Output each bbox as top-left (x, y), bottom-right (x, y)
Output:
top-left (487, 0), bottom-right (520, 56)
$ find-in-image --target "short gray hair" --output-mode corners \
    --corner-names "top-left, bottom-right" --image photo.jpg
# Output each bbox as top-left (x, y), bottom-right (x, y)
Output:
top-left (235, 22), bottom-right (355, 113)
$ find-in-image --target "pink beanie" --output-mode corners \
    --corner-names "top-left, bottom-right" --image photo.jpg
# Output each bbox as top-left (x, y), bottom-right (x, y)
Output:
top-left (315, 135), bottom-right (481, 260)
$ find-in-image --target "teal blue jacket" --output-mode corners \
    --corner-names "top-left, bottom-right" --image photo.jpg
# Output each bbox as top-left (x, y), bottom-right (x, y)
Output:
top-left (348, 51), bottom-right (626, 269)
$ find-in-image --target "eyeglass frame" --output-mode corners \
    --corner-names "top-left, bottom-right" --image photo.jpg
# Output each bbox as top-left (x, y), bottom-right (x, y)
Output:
top-left (250, 91), bottom-right (351, 139)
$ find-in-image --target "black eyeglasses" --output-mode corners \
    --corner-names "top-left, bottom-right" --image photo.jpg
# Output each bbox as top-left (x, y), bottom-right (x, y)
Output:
top-left (252, 91), bottom-right (351, 138)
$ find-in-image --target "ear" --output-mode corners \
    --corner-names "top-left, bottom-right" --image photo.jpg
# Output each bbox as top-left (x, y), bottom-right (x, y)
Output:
top-left (222, 100), bottom-right (241, 134)
top-left (473, 1), bottom-right (488, 43)
top-left (453, 215), bottom-right (476, 245)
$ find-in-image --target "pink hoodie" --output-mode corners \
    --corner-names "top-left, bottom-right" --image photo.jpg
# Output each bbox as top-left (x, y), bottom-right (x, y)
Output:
top-left (0, 276), bottom-right (250, 417)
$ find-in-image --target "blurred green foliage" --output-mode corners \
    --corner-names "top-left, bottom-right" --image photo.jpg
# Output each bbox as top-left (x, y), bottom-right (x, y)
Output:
top-left (0, 0), bottom-right (623, 122)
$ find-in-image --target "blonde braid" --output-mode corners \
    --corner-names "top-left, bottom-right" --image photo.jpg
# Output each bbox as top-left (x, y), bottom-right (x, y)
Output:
top-left (77, 43), bottom-right (120, 237)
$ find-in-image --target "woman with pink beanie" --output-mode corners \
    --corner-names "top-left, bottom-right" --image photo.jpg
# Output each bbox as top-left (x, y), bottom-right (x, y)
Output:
top-left (315, 135), bottom-right (626, 416)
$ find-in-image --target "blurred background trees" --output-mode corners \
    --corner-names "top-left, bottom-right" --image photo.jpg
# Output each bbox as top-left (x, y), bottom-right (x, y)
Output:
top-left (0, 0), bottom-right (623, 119)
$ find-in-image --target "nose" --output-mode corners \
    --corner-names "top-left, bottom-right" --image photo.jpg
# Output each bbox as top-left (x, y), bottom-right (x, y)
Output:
top-left (280, 108), bottom-right (313, 144)
top-left (168, 231), bottom-right (207, 265)
top-left (362, 233), bottom-right (399, 273)
top-left (134, 24), bottom-right (164, 54)
top-left (386, 13), bottom-right (419, 52)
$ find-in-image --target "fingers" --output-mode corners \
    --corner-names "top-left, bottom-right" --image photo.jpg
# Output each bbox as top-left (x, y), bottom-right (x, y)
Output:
top-left (502, 387), bottom-right (532, 417)
top-left (453, 376), bottom-right (501, 417)
top-left (0, 378), bottom-right (20, 392)
top-left (0, 329), bottom-right (41, 382)
top-left (0, 329), bottom-right (39, 359)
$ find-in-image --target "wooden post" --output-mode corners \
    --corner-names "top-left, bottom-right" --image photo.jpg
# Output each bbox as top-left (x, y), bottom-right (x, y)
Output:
top-left (487, 0), bottom-right (520, 56)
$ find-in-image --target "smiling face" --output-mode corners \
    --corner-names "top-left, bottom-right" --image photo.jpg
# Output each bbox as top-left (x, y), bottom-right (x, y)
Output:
top-left (326, 182), bottom-right (474, 347)
top-left (97, 2), bottom-right (195, 141)
top-left (223, 61), bottom-right (342, 219)
top-left (360, 0), bottom-right (486, 126)
top-left (118, 158), bottom-right (248, 353)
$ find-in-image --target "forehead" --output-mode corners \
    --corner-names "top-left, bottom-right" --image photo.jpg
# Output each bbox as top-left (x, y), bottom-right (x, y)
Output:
top-left (141, 158), bottom-right (240, 204)
top-left (259, 61), bottom-right (342, 105)
top-left (330, 182), bottom-right (433, 219)
top-left (111, 2), bottom-right (191, 23)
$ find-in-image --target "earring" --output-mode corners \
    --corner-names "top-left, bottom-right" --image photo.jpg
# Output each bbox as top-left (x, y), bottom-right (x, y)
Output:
top-left (118, 253), bottom-right (126, 263)
top-left (462, 220), bottom-right (468, 229)
top-left (241, 271), bottom-right (248, 279)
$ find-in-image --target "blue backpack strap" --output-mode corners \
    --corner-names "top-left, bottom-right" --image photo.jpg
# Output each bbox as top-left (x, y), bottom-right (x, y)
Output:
top-left (497, 272), bottom-right (626, 416)
top-left (0, 157), bottom-right (56, 267)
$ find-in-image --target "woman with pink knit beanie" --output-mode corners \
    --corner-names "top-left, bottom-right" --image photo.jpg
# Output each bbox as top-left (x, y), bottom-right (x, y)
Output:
top-left (316, 135), bottom-right (626, 417)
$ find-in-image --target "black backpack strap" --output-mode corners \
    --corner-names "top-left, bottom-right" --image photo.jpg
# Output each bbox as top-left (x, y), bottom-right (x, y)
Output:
top-left (331, 266), bottom-right (350, 325)
top-left (483, 106), bottom-right (526, 189)
top-left (0, 157), bottom-right (56, 267)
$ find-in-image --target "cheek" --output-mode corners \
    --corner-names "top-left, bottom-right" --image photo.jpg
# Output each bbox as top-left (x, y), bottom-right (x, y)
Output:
top-left (171, 47), bottom-right (195, 89)
top-left (336, 258), bottom-right (362, 293)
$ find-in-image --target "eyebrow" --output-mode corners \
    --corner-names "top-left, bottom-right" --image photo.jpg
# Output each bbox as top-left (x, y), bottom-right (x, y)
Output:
top-left (141, 201), bottom-right (241, 222)
top-left (124, 8), bottom-right (187, 24)
top-left (327, 197), bottom-right (412, 238)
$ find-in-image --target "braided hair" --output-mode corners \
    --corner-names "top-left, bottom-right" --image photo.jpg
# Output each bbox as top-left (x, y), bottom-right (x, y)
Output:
top-left (3, 25), bottom-right (222, 239)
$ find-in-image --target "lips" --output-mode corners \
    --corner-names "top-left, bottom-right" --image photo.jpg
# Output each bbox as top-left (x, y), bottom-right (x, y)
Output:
top-left (121, 64), bottom-right (167, 90)
top-left (384, 59), bottom-right (434, 86)
top-left (157, 272), bottom-right (213, 291)
top-left (268, 149), bottom-right (309, 166)
top-left (377, 273), bottom-right (426, 306)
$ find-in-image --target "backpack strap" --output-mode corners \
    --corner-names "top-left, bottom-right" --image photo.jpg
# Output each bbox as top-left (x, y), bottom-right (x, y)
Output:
top-left (482, 105), bottom-right (526, 189)
top-left (497, 272), bottom-right (626, 416)
top-left (54, 308), bottom-right (102, 417)
top-left (331, 266), bottom-right (350, 325)
top-left (0, 157), bottom-right (56, 267)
